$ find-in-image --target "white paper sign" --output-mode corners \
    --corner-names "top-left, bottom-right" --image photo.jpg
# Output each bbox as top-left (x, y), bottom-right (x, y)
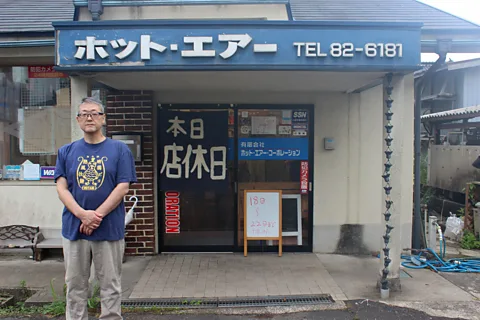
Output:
top-left (245, 191), bottom-right (281, 238)
top-left (22, 163), bottom-right (40, 181)
top-left (251, 116), bottom-right (277, 135)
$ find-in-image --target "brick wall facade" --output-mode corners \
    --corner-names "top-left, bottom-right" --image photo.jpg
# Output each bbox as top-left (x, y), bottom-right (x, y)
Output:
top-left (106, 90), bottom-right (155, 255)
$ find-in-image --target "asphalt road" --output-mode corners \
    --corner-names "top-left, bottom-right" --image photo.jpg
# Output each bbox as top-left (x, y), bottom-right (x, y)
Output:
top-left (0, 300), bottom-right (465, 320)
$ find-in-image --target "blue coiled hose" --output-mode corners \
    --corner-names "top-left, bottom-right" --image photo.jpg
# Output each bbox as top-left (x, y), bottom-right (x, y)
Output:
top-left (401, 248), bottom-right (480, 273)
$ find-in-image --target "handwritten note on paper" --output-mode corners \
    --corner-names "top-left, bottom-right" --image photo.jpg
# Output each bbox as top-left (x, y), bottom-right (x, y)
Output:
top-left (251, 116), bottom-right (277, 135)
top-left (245, 191), bottom-right (281, 238)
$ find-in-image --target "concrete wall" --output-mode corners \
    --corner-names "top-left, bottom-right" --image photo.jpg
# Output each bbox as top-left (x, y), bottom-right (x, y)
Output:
top-left (462, 67), bottom-right (480, 109)
top-left (428, 145), bottom-right (480, 193)
top-left (155, 85), bottom-right (391, 254)
top-left (78, 4), bottom-right (289, 21)
top-left (313, 85), bottom-right (384, 254)
top-left (0, 182), bottom-right (63, 229)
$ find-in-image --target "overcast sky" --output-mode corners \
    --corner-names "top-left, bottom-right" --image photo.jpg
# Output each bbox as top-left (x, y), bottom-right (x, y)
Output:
top-left (419, 0), bottom-right (480, 62)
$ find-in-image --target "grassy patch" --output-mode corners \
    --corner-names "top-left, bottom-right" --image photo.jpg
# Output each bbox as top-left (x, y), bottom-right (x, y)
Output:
top-left (0, 279), bottom-right (65, 317)
top-left (0, 278), bottom-right (104, 318)
top-left (0, 302), bottom-right (45, 317)
top-left (0, 279), bottom-right (198, 317)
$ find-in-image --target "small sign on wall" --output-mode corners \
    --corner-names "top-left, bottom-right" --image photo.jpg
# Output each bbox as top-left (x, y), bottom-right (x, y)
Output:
top-left (41, 166), bottom-right (56, 179)
top-left (300, 161), bottom-right (309, 194)
top-left (292, 110), bottom-right (308, 136)
top-left (2, 165), bottom-right (21, 180)
top-left (28, 66), bottom-right (67, 78)
top-left (238, 138), bottom-right (308, 160)
top-left (251, 116), bottom-right (277, 135)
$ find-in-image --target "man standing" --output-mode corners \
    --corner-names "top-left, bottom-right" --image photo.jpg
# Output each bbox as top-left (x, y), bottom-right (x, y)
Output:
top-left (54, 97), bottom-right (137, 320)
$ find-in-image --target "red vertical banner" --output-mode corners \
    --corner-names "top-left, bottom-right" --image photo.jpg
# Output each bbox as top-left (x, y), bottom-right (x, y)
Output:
top-left (300, 161), bottom-right (309, 194)
top-left (165, 191), bottom-right (180, 234)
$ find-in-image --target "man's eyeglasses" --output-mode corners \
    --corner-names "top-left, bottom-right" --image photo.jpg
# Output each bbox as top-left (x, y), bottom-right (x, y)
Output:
top-left (77, 112), bottom-right (104, 119)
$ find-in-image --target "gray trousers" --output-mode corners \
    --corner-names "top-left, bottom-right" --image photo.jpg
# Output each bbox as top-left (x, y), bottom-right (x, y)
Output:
top-left (63, 238), bottom-right (124, 320)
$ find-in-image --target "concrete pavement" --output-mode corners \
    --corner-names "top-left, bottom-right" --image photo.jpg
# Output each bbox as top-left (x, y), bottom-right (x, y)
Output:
top-left (0, 249), bottom-right (151, 303)
top-left (130, 253), bottom-right (347, 300)
top-left (1, 250), bottom-right (479, 319)
top-left (316, 254), bottom-right (480, 320)
top-left (316, 254), bottom-right (477, 302)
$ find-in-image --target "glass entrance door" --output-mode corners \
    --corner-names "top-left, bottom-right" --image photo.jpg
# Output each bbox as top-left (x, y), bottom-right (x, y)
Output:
top-left (236, 106), bottom-right (313, 252)
top-left (158, 105), bottom-right (235, 251)
top-left (157, 104), bottom-right (313, 252)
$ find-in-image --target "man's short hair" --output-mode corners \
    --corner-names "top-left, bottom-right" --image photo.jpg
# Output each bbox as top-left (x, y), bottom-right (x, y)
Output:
top-left (78, 97), bottom-right (105, 113)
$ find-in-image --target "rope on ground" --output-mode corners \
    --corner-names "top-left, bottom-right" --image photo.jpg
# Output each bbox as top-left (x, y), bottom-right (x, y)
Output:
top-left (401, 248), bottom-right (480, 273)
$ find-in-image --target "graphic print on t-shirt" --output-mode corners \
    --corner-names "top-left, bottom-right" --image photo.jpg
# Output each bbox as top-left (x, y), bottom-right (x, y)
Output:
top-left (76, 155), bottom-right (108, 191)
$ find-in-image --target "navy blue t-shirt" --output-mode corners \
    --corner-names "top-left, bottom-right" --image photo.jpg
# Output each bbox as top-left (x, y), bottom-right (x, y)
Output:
top-left (54, 138), bottom-right (137, 241)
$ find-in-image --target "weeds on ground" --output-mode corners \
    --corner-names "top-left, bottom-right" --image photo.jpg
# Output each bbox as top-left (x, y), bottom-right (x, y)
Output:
top-left (87, 282), bottom-right (101, 310)
top-left (41, 279), bottom-right (67, 317)
top-left (0, 302), bottom-right (44, 317)
top-left (0, 278), bottom-right (102, 317)
top-left (182, 299), bottom-right (203, 306)
top-left (461, 231), bottom-right (480, 250)
top-left (18, 279), bottom-right (30, 300)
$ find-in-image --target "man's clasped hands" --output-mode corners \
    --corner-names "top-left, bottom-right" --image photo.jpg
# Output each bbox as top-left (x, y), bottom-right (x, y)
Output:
top-left (79, 210), bottom-right (104, 236)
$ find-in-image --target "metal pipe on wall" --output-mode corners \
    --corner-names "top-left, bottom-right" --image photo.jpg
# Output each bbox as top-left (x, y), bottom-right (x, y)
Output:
top-left (413, 79), bottom-right (422, 249)
top-left (413, 51), bottom-right (447, 249)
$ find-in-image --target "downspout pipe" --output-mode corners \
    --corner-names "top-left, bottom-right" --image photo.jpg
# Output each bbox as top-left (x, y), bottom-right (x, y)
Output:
top-left (88, 0), bottom-right (104, 21)
top-left (413, 51), bottom-right (447, 250)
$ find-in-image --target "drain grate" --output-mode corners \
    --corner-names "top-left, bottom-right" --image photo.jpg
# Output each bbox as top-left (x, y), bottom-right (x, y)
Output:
top-left (217, 294), bottom-right (335, 308)
top-left (122, 298), bottom-right (217, 309)
top-left (122, 294), bottom-right (335, 309)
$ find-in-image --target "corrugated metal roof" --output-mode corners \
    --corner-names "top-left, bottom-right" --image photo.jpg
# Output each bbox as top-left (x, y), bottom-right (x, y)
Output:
top-left (421, 105), bottom-right (480, 121)
top-left (1, 0), bottom-right (478, 34)
top-left (74, 0), bottom-right (480, 30)
top-left (446, 58), bottom-right (480, 71)
top-left (289, 0), bottom-right (480, 30)
top-left (73, 0), bottom-right (288, 4)
top-left (0, 0), bottom-right (74, 33)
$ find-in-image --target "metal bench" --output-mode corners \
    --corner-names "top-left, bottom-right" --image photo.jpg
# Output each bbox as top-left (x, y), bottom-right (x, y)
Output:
top-left (34, 228), bottom-right (62, 261)
top-left (0, 225), bottom-right (42, 260)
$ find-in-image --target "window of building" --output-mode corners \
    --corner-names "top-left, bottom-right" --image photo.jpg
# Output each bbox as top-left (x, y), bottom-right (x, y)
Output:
top-left (0, 66), bottom-right (71, 172)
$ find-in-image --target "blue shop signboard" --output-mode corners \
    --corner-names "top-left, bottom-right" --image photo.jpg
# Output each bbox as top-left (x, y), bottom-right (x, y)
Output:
top-left (159, 110), bottom-right (229, 191)
top-left (238, 138), bottom-right (308, 160)
top-left (54, 21), bottom-right (421, 71)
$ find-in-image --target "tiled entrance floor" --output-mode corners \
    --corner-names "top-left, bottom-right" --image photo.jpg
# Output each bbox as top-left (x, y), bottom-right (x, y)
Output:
top-left (129, 253), bottom-right (347, 301)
